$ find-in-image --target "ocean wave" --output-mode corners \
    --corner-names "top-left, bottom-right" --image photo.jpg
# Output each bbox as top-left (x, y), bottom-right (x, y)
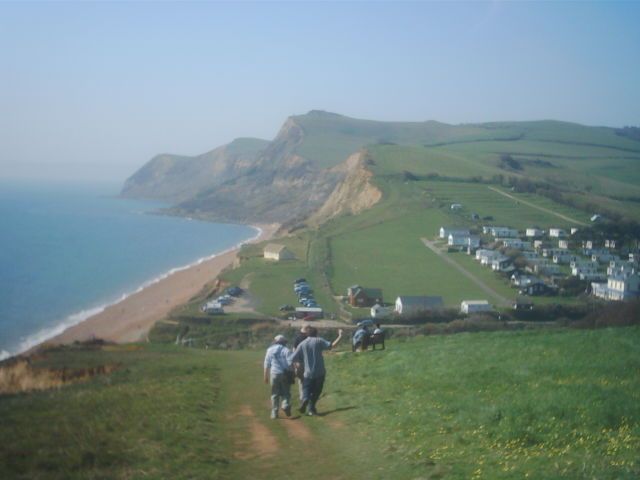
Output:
top-left (4, 225), bottom-right (262, 361)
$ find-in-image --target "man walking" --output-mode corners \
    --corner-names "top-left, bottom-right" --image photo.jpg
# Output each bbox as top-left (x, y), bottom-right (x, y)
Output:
top-left (292, 325), bottom-right (309, 403)
top-left (289, 327), bottom-right (343, 416)
top-left (263, 334), bottom-right (293, 419)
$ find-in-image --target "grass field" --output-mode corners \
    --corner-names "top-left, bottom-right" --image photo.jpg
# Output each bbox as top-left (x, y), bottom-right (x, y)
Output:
top-left (3, 326), bottom-right (639, 479)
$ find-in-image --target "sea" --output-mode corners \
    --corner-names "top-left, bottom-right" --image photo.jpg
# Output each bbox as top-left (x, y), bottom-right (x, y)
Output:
top-left (0, 180), bottom-right (257, 360)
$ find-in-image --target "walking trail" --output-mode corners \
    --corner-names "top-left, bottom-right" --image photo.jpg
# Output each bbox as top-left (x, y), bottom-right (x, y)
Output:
top-left (487, 186), bottom-right (588, 226)
top-left (217, 350), bottom-right (381, 479)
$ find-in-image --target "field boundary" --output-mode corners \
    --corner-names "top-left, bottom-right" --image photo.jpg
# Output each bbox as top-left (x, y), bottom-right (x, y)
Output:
top-left (421, 238), bottom-right (511, 307)
top-left (487, 186), bottom-right (588, 226)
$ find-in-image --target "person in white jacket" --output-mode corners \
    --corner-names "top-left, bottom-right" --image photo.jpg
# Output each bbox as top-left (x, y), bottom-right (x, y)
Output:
top-left (263, 334), bottom-right (293, 419)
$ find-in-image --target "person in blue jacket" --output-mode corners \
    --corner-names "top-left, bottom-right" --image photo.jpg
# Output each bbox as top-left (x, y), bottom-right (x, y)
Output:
top-left (289, 327), bottom-right (343, 416)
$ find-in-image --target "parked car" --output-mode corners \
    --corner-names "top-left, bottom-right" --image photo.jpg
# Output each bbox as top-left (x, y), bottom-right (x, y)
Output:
top-left (226, 286), bottom-right (243, 297)
top-left (279, 304), bottom-right (294, 312)
top-left (294, 278), bottom-right (307, 284)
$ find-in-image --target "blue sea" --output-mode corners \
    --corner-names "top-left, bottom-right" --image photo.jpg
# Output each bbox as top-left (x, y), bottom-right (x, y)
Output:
top-left (0, 180), bottom-right (257, 359)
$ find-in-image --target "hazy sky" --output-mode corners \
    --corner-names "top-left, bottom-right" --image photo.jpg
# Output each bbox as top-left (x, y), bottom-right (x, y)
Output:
top-left (1, 1), bottom-right (639, 182)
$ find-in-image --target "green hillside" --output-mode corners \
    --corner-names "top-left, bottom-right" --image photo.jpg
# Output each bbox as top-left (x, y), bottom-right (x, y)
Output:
top-left (122, 111), bottom-right (640, 222)
top-left (3, 327), bottom-right (638, 479)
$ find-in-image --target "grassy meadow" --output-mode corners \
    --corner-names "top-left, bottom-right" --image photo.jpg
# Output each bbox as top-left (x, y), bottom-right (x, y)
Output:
top-left (2, 326), bottom-right (639, 479)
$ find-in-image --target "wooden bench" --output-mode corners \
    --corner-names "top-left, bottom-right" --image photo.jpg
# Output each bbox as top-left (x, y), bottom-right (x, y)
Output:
top-left (352, 332), bottom-right (386, 352)
top-left (367, 332), bottom-right (385, 350)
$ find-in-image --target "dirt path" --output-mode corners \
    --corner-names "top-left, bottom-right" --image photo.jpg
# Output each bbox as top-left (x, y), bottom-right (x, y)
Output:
top-left (487, 186), bottom-right (588, 226)
top-left (217, 349), bottom-right (383, 479)
top-left (233, 405), bottom-right (279, 460)
top-left (421, 238), bottom-right (511, 306)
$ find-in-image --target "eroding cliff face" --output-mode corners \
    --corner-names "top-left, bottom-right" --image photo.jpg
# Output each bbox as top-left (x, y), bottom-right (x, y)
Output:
top-left (122, 112), bottom-right (388, 224)
top-left (166, 117), bottom-right (348, 223)
top-left (306, 151), bottom-right (382, 227)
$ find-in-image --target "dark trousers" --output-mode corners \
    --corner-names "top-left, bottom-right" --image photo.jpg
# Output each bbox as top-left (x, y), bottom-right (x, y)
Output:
top-left (302, 375), bottom-right (325, 411)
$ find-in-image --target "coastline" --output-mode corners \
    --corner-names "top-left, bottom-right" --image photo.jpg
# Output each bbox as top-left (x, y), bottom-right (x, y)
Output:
top-left (30, 223), bottom-right (279, 352)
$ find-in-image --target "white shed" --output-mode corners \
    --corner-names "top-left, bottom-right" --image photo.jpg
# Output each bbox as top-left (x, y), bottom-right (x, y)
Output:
top-left (461, 300), bottom-right (492, 314)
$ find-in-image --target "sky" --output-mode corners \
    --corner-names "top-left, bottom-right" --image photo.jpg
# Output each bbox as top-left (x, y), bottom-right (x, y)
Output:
top-left (1, 1), bottom-right (639, 183)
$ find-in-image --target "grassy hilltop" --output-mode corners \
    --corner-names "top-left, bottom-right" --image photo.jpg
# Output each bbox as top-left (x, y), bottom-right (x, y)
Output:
top-left (122, 111), bottom-right (640, 223)
top-left (2, 328), bottom-right (639, 479)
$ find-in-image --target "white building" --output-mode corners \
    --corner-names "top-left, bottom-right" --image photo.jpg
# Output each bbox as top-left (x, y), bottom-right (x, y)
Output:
top-left (526, 228), bottom-right (544, 237)
top-left (558, 239), bottom-right (570, 249)
top-left (448, 233), bottom-right (469, 247)
top-left (370, 304), bottom-right (393, 319)
top-left (476, 249), bottom-right (502, 266)
top-left (549, 228), bottom-right (567, 238)
top-left (264, 243), bottom-right (296, 261)
top-left (461, 300), bottom-right (492, 314)
top-left (491, 255), bottom-right (512, 272)
top-left (439, 227), bottom-right (470, 239)
top-left (604, 239), bottom-right (617, 249)
top-left (395, 296), bottom-right (443, 316)
top-left (592, 273), bottom-right (640, 301)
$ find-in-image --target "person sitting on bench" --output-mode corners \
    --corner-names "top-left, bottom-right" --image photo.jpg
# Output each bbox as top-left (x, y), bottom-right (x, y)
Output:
top-left (352, 325), bottom-right (369, 352)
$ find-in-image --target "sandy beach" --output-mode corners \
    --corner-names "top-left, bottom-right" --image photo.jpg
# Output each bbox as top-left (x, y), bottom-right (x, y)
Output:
top-left (41, 223), bottom-right (279, 348)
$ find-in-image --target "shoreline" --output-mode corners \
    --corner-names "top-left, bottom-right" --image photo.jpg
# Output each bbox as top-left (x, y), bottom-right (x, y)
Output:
top-left (25, 222), bottom-right (279, 355)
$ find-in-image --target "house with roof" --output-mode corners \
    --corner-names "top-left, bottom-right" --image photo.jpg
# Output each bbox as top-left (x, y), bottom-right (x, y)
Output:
top-left (476, 249), bottom-right (502, 266)
top-left (491, 255), bottom-right (513, 272)
top-left (347, 285), bottom-right (383, 307)
top-left (604, 239), bottom-right (617, 249)
top-left (263, 243), bottom-right (295, 261)
top-left (439, 226), bottom-right (470, 239)
top-left (460, 300), bottom-right (492, 314)
top-left (395, 296), bottom-right (443, 316)
top-left (511, 273), bottom-right (540, 287)
top-left (558, 239), bottom-right (570, 249)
